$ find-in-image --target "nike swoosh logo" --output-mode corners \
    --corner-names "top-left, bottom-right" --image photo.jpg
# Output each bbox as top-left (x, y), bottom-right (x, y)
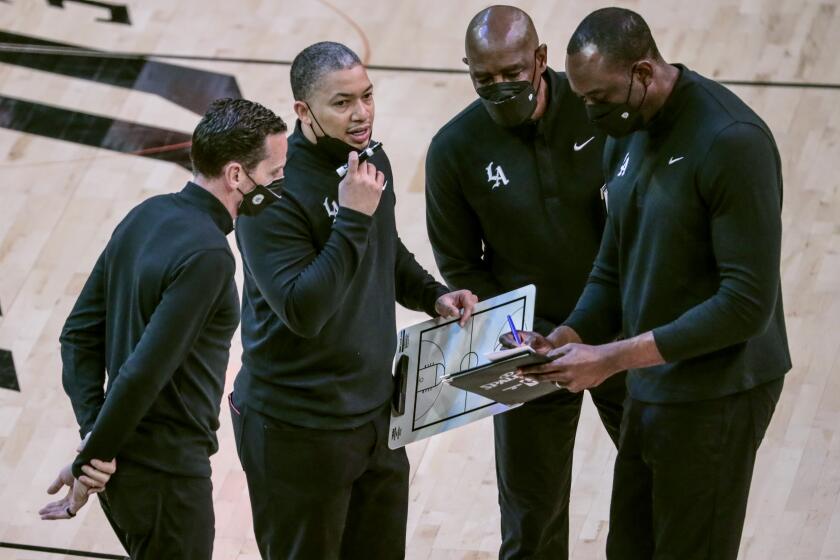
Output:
top-left (668, 156), bottom-right (684, 165)
top-left (573, 136), bottom-right (596, 151)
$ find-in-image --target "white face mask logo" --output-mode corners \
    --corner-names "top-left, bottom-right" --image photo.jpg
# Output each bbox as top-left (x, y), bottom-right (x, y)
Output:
top-left (252, 194), bottom-right (265, 205)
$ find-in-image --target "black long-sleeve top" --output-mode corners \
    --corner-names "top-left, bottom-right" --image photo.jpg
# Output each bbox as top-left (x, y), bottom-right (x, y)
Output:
top-left (234, 122), bottom-right (448, 430)
top-left (564, 65), bottom-right (792, 402)
top-left (62, 183), bottom-right (239, 478)
top-left (426, 67), bottom-right (607, 335)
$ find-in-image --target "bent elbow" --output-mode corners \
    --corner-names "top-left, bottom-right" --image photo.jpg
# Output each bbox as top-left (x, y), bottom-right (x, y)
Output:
top-left (728, 287), bottom-right (779, 342)
top-left (281, 307), bottom-right (327, 339)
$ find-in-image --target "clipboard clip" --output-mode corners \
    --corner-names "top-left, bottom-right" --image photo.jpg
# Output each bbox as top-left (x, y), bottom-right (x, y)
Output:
top-left (391, 354), bottom-right (408, 416)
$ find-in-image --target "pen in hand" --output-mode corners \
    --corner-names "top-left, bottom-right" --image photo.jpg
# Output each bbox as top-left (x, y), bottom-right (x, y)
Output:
top-left (507, 314), bottom-right (522, 346)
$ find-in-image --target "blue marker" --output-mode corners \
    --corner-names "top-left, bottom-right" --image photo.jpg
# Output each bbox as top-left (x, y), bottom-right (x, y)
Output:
top-left (507, 314), bottom-right (522, 345)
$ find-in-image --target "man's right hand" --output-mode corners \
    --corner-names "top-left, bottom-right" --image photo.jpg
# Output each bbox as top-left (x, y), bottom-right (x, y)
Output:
top-left (338, 151), bottom-right (386, 216)
top-left (75, 434), bottom-right (117, 494)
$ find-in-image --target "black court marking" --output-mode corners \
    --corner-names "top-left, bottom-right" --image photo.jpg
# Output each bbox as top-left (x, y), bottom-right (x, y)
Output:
top-left (0, 94), bottom-right (193, 168)
top-left (46, 0), bottom-right (131, 25)
top-left (0, 299), bottom-right (18, 392)
top-left (0, 31), bottom-right (243, 167)
top-left (0, 541), bottom-right (127, 558)
top-left (714, 79), bottom-right (840, 90)
top-left (1, 43), bottom-right (838, 90)
top-left (0, 349), bottom-right (18, 391)
top-left (0, 32), bottom-right (242, 115)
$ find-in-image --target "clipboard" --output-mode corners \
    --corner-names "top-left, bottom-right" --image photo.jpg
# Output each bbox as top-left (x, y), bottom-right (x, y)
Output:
top-left (388, 285), bottom-right (538, 449)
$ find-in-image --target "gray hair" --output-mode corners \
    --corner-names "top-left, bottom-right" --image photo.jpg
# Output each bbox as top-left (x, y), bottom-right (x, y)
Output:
top-left (290, 41), bottom-right (362, 101)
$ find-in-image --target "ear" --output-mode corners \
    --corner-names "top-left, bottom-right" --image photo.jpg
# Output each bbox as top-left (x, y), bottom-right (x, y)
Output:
top-left (293, 100), bottom-right (311, 126)
top-left (222, 161), bottom-right (243, 193)
top-left (536, 43), bottom-right (548, 74)
top-left (633, 60), bottom-right (655, 87)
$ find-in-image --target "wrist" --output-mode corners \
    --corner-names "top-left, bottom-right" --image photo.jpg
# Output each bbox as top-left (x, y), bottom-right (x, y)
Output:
top-left (547, 325), bottom-right (582, 348)
top-left (604, 331), bottom-right (664, 372)
top-left (602, 339), bottom-right (632, 374)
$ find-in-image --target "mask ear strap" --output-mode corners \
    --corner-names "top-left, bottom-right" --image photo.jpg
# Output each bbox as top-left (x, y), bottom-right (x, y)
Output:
top-left (625, 64), bottom-right (638, 104)
top-left (636, 80), bottom-right (649, 111)
top-left (241, 168), bottom-right (260, 190)
top-left (305, 102), bottom-right (327, 139)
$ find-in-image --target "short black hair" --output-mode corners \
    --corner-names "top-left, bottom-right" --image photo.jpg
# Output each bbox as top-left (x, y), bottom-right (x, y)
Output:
top-left (190, 98), bottom-right (286, 178)
top-left (567, 7), bottom-right (661, 67)
top-left (290, 41), bottom-right (362, 101)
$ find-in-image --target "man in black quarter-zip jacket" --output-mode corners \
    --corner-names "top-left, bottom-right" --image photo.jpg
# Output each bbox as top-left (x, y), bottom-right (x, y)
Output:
top-left (44, 98), bottom-right (288, 560)
top-left (514, 8), bottom-right (791, 560)
top-left (231, 41), bottom-right (477, 560)
top-left (426, 7), bottom-right (625, 559)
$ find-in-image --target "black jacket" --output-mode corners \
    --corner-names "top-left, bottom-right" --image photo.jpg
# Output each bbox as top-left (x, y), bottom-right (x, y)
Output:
top-left (565, 65), bottom-right (792, 402)
top-left (426, 67), bottom-right (607, 334)
top-left (62, 183), bottom-right (239, 478)
top-left (234, 123), bottom-right (447, 429)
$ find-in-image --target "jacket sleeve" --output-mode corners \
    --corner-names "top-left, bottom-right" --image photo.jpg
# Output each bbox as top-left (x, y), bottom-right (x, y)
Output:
top-left (652, 123), bottom-right (784, 362)
top-left (72, 249), bottom-right (235, 477)
top-left (237, 195), bottom-right (373, 338)
top-left (60, 250), bottom-right (108, 437)
top-left (563, 217), bottom-right (624, 344)
top-left (394, 235), bottom-right (449, 316)
top-left (425, 139), bottom-right (505, 300)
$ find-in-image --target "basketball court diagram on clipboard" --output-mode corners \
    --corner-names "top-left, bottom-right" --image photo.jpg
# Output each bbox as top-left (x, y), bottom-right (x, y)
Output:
top-left (389, 285), bottom-right (536, 448)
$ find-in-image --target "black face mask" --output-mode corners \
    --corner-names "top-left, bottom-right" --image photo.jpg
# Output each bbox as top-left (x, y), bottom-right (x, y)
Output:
top-left (585, 65), bottom-right (648, 138)
top-left (306, 103), bottom-right (369, 164)
top-left (476, 50), bottom-right (542, 128)
top-left (237, 171), bottom-right (283, 217)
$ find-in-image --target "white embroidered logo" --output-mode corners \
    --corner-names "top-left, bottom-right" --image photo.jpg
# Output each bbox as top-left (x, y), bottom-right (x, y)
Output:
top-left (486, 162), bottom-right (510, 190)
top-left (668, 156), bottom-right (684, 165)
top-left (323, 197), bottom-right (339, 220)
top-left (617, 153), bottom-right (630, 177)
top-left (573, 136), bottom-right (596, 151)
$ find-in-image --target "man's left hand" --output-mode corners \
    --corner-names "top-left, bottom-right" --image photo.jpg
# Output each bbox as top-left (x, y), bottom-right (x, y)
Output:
top-left (435, 289), bottom-right (479, 327)
top-left (517, 343), bottom-right (619, 393)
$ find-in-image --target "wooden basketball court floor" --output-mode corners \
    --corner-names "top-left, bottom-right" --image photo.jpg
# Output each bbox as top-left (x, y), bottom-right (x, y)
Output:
top-left (0, 0), bottom-right (838, 558)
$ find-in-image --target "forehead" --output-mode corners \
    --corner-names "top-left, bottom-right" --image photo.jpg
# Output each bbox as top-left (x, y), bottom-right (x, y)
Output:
top-left (312, 64), bottom-right (372, 98)
top-left (565, 47), bottom-right (625, 95)
top-left (468, 43), bottom-right (532, 73)
top-left (263, 132), bottom-right (288, 166)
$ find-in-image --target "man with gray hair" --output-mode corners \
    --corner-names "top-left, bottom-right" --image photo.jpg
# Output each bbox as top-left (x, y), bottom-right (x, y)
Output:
top-left (230, 41), bottom-right (477, 559)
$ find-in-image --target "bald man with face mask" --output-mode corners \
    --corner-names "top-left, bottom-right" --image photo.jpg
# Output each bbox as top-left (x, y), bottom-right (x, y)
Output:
top-left (425, 6), bottom-right (626, 559)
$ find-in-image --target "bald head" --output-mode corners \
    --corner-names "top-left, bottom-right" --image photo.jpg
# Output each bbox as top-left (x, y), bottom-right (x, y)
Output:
top-left (463, 6), bottom-right (549, 122)
top-left (465, 5), bottom-right (538, 60)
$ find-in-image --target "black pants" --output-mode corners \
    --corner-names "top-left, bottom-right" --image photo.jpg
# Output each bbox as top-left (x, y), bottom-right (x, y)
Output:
top-left (607, 377), bottom-right (784, 560)
top-left (230, 395), bottom-right (409, 560)
top-left (494, 371), bottom-right (626, 559)
top-left (98, 465), bottom-right (214, 560)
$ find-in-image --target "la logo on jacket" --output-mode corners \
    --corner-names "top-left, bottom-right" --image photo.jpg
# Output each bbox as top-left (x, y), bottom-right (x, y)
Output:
top-left (323, 197), bottom-right (339, 220)
top-left (486, 162), bottom-right (510, 190)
